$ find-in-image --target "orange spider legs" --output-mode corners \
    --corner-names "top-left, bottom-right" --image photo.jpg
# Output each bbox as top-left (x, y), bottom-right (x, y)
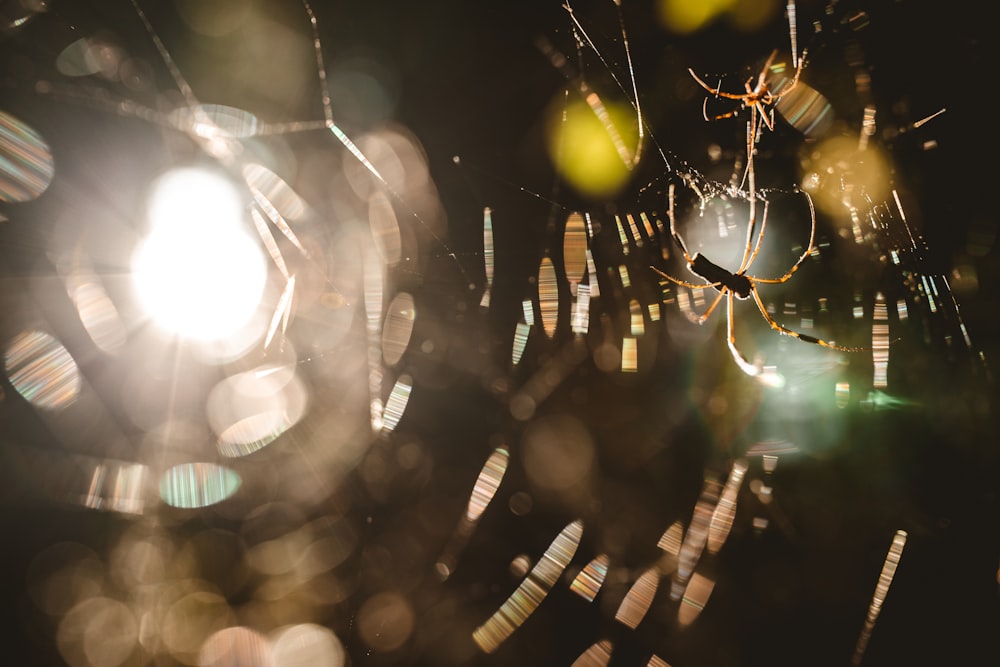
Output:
top-left (688, 49), bottom-right (807, 137)
top-left (652, 183), bottom-right (863, 377)
top-left (688, 49), bottom-right (807, 190)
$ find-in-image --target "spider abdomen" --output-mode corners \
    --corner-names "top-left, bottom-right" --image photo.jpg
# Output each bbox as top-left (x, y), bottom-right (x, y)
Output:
top-left (690, 253), bottom-right (752, 299)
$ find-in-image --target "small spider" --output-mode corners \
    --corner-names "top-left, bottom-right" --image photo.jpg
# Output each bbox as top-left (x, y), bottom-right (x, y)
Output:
top-left (652, 183), bottom-right (865, 377)
top-left (688, 49), bottom-right (806, 145)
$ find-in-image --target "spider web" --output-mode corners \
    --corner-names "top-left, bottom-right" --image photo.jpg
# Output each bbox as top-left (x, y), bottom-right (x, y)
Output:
top-left (0, 2), bottom-right (996, 667)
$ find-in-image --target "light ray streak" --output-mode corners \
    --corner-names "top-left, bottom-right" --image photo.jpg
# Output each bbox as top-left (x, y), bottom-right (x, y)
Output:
top-left (616, 216), bottom-right (631, 255)
top-left (564, 211), bottom-right (588, 292)
top-left (481, 207), bottom-right (495, 307)
top-left (872, 292), bottom-right (889, 388)
top-left (249, 208), bottom-right (289, 280)
top-left (851, 530), bottom-right (908, 666)
top-left (380, 374), bottom-right (411, 435)
top-left (250, 186), bottom-right (310, 258)
top-left (621, 336), bottom-right (638, 372)
top-left (539, 256), bottom-right (559, 338)
top-left (472, 520), bottom-right (584, 653)
top-left (707, 459), bottom-right (748, 554)
top-left (787, 1), bottom-right (799, 68)
top-left (912, 108), bottom-right (946, 129)
top-left (570, 554), bottom-right (609, 602)
top-left (436, 448), bottom-right (510, 580)
top-left (512, 321), bottom-right (531, 366)
top-left (672, 479), bottom-right (720, 601)
top-left (364, 247), bottom-right (386, 432)
top-left (678, 571), bottom-right (715, 626)
top-left (264, 275), bottom-right (296, 351)
top-left (570, 639), bottom-right (613, 667)
top-left (615, 567), bottom-right (659, 629)
top-left (572, 284), bottom-right (592, 335)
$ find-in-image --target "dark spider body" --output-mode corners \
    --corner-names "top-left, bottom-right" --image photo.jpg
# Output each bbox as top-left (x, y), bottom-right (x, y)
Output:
top-left (652, 183), bottom-right (867, 377)
top-left (690, 253), bottom-right (752, 299)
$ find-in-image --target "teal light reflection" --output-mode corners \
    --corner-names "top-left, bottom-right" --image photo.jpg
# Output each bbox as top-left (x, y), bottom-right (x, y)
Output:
top-left (159, 463), bottom-right (241, 509)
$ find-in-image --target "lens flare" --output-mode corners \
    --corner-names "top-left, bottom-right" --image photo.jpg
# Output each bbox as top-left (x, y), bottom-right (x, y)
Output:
top-left (132, 167), bottom-right (266, 340)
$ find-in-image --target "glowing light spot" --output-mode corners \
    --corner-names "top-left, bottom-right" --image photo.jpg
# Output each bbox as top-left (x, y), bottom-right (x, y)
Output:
top-left (657, 522), bottom-right (684, 557)
top-left (132, 167), bottom-right (266, 340)
top-left (538, 256), bottom-right (559, 338)
top-left (481, 207), bottom-right (495, 308)
top-left (357, 592), bottom-right (415, 652)
top-left (437, 448), bottom-right (510, 579)
top-left (380, 374), bottom-right (413, 434)
top-left (572, 284), bottom-right (592, 335)
top-left (198, 626), bottom-right (271, 667)
top-left (0, 110), bottom-right (54, 202)
top-left (174, 0), bottom-right (253, 38)
top-left (207, 364), bottom-right (308, 457)
top-left (678, 571), bottom-right (715, 626)
top-left (672, 479), bottom-right (719, 601)
top-left (616, 216), bottom-right (631, 254)
top-left (872, 292), bottom-right (890, 388)
top-left (773, 77), bottom-right (833, 138)
top-left (801, 136), bottom-right (891, 217)
top-left (271, 624), bottom-right (346, 667)
top-left (162, 591), bottom-right (236, 663)
top-left (509, 554), bottom-right (532, 579)
top-left (836, 382), bottom-right (851, 408)
top-left (621, 336), bottom-right (638, 373)
top-left (571, 639), bottom-right (613, 666)
top-left (55, 35), bottom-right (124, 78)
top-left (159, 463), bottom-right (241, 508)
top-left (618, 265), bottom-right (631, 288)
top-left (616, 567), bottom-right (660, 629)
top-left (243, 163), bottom-right (309, 230)
top-left (546, 97), bottom-right (639, 200)
top-left (381, 292), bottom-right (416, 367)
top-left (656, 0), bottom-right (737, 34)
top-left (570, 554), bottom-right (609, 602)
top-left (521, 298), bottom-right (535, 326)
top-left (629, 300), bottom-right (644, 336)
top-left (466, 447), bottom-right (509, 522)
top-left (57, 597), bottom-right (138, 667)
top-left (25, 542), bottom-right (105, 617)
top-left (62, 271), bottom-right (127, 354)
top-left (4, 330), bottom-right (81, 410)
top-left (707, 459), bottom-right (747, 554)
top-left (171, 104), bottom-right (261, 139)
top-left (727, 0), bottom-right (780, 31)
top-left (81, 459), bottom-right (147, 514)
top-left (852, 530), bottom-right (908, 665)
top-left (511, 321), bottom-right (530, 366)
top-left (473, 520), bottom-right (583, 653)
top-left (2, 0), bottom-right (48, 33)
top-left (563, 212), bottom-right (588, 288)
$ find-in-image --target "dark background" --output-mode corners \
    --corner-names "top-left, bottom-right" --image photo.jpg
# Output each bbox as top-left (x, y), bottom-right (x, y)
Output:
top-left (1, 1), bottom-right (997, 666)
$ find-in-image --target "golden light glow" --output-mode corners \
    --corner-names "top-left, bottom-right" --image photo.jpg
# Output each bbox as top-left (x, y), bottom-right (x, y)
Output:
top-left (801, 136), bottom-right (891, 218)
top-left (546, 97), bottom-right (639, 200)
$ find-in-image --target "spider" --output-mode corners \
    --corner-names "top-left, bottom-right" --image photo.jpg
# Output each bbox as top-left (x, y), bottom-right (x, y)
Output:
top-left (688, 48), bottom-right (807, 151)
top-left (652, 182), bottom-right (865, 377)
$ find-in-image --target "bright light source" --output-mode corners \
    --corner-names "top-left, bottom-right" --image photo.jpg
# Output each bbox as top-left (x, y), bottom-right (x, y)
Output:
top-left (132, 167), bottom-right (266, 341)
